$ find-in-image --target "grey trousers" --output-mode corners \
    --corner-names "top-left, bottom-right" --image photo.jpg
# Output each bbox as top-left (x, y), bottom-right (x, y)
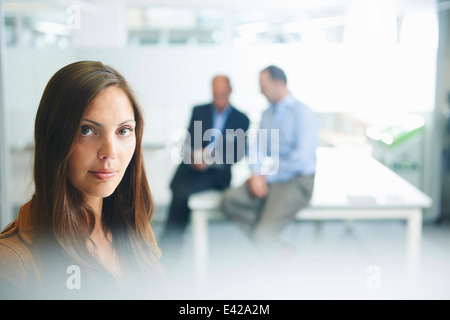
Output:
top-left (222, 174), bottom-right (315, 254)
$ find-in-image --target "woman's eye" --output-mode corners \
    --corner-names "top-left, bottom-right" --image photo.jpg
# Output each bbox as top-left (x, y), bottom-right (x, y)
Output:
top-left (118, 127), bottom-right (133, 136)
top-left (80, 126), bottom-right (94, 136)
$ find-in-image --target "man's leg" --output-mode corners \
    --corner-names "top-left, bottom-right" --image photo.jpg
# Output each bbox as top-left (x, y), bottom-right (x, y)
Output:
top-left (252, 175), bottom-right (315, 254)
top-left (161, 165), bottom-right (217, 255)
top-left (163, 193), bottom-right (191, 248)
top-left (222, 183), bottom-right (264, 237)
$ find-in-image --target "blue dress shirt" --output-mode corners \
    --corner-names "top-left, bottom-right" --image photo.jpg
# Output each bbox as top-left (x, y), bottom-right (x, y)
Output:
top-left (250, 93), bottom-right (318, 184)
top-left (211, 104), bottom-right (232, 132)
top-left (206, 105), bottom-right (233, 163)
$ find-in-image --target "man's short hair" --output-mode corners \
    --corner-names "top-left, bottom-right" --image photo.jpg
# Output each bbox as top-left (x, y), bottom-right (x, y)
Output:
top-left (262, 65), bottom-right (287, 85)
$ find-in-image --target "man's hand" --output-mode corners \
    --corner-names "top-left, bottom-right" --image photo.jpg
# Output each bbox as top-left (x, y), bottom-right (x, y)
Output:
top-left (247, 174), bottom-right (268, 198)
top-left (192, 162), bottom-right (208, 171)
top-left (191, 148), bottom-right (208, 171)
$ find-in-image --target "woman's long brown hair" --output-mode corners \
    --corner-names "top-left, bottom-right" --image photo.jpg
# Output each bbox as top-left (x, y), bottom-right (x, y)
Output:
top-left (32, 61), bottom-right (162, 287)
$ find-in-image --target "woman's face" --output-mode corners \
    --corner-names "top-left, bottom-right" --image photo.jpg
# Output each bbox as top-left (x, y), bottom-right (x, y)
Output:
top-left (68, 86), bottom-right (136, 203)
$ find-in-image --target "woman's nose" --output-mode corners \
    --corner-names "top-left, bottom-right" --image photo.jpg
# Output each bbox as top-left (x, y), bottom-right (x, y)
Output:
top-left (98, 136), bottom-right (118, 160)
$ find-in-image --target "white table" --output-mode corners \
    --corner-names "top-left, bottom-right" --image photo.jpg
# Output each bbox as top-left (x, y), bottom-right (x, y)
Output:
top-left (188, 147), bottom-right (432, 287)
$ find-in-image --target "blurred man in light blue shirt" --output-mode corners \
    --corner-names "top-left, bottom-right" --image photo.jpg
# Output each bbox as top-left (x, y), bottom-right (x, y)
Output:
top-left (250, 91), bottom-right (318, 184)
top-left (223, 65), bottom-right (318, 256)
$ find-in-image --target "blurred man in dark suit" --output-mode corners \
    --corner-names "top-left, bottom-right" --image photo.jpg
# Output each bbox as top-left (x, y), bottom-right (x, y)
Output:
top-left (161, 75), bottom-right (250, 259)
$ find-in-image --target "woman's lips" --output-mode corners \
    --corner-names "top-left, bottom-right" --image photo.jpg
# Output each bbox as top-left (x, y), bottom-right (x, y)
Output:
top-left (89, 170), bottom-right (117, 180)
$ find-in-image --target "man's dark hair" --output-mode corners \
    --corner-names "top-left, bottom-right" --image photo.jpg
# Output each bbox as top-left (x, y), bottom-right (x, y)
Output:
top-left (262, 65), bottom-right (287, 85)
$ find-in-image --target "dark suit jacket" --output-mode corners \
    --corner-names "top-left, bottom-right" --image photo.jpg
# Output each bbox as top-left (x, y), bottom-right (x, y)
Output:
top-left (171, 103), bottom-right (250, 191)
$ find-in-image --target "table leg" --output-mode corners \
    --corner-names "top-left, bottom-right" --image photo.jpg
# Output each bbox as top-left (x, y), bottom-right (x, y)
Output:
top-left (192, 210), bottom-right (209, 290)
top-left (313, 221), bottom-right (323, 257)
top-left (406, 209), bottom-right (422, 278)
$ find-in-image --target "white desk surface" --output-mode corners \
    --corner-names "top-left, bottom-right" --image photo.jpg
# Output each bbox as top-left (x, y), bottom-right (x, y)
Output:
top-left (193, 147), bottom-right (433, 211)
top-left (309, 147), bottom-right (432, 209)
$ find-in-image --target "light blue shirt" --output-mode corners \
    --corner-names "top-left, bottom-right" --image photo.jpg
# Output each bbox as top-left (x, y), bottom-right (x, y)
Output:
top-left (211, 104), bottom-right (232, 132)
top-left (207, 105), bottom-right (232, 163)
top-left (249, 93), bottom-right (318, 184)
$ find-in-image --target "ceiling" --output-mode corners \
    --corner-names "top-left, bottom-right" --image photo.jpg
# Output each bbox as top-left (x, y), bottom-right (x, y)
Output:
top-left (1, 0), bottom-right (443, 48)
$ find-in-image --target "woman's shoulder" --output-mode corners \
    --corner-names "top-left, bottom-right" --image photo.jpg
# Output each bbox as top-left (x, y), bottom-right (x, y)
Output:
top-left (0, 217), bottom-right (34, 273)
top-left (0, 202), bottom-right (38, 273)
top-left (0, 219), bottom-right (18, 239)
top-left (0, 202), bottom-right (42, 298)
top-left (0, 220), bottom-right (22, 253)
top-left (0, 221), bottom-right (32, 298)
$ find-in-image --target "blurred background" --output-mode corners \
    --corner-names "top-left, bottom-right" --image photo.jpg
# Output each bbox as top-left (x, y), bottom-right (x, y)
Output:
top-left (1, 0), bottom-right (450, 299)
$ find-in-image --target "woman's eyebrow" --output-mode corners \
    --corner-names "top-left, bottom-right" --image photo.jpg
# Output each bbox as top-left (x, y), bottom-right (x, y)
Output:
top-left (82, 119), bottom-right (102, 127)
top-left (82, 119), bottom-right (136, 127)
top-left (117, 120), bottom-right (136, 127)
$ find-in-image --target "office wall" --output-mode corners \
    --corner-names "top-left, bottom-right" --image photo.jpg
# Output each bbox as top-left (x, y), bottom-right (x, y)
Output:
top-left (0, 0), bottom-right (13, 228)
top-left (4, 49), bottom-right (76, 149)
top-left (5, 43), bottom-right (438, 149)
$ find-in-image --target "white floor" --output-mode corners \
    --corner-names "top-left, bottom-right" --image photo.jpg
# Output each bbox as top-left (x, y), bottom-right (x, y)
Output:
top-left (152, 219), bottom-right (450, 300)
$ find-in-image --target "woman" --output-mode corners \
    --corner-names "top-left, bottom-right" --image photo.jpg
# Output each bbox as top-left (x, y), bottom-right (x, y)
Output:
top-left (0, 61), bottom-right (164, 299)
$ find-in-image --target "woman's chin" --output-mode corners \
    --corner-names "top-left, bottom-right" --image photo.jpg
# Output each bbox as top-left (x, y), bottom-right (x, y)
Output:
top-left (83, 187), bottom-right (118, 201)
